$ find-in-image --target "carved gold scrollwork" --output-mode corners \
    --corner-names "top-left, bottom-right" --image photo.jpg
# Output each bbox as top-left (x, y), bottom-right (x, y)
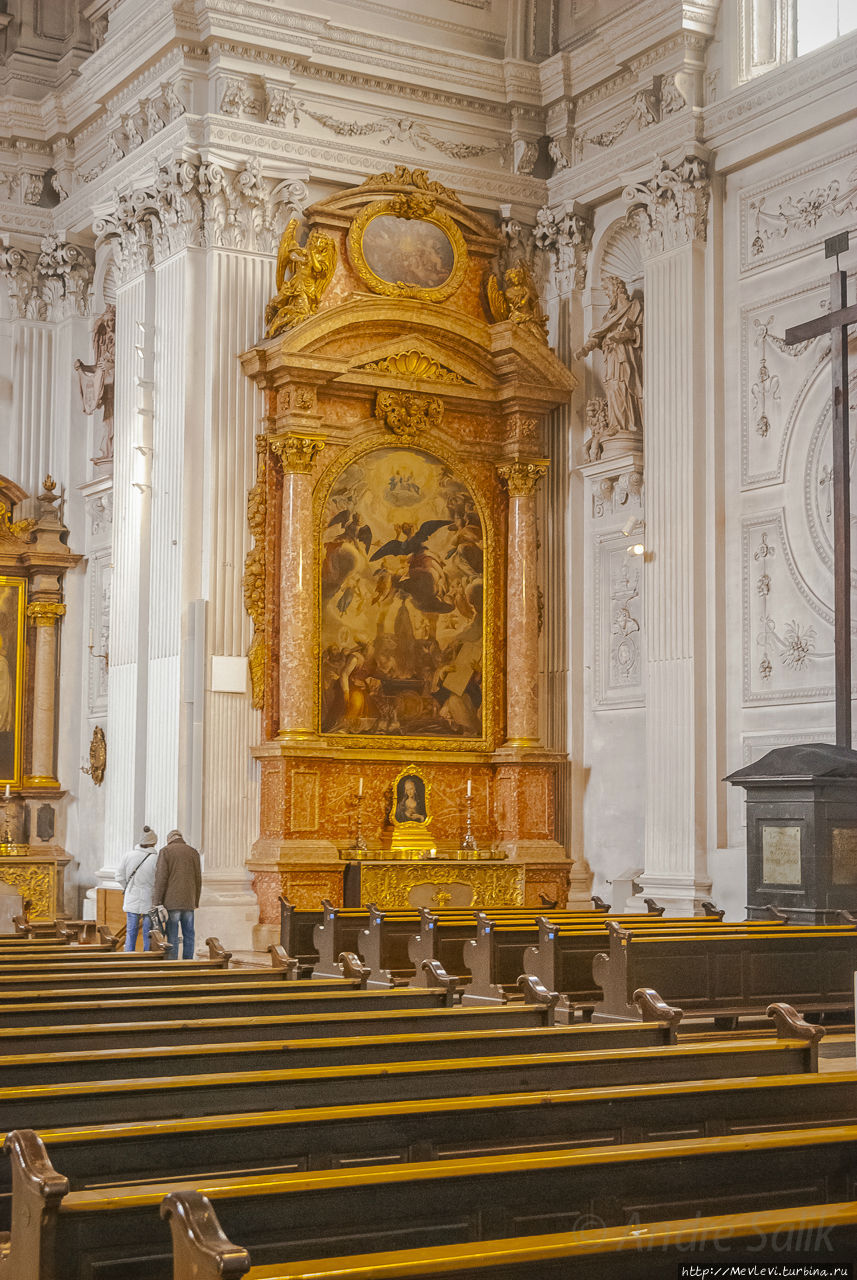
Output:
top-left (360, 350), bottom-right (465, 384)
top-left (269, 434), bottom-right (325, 474)
top-left (375, 390), bottom-right (444, 444)
top-left (0, 863), bottom-right (55, 920)
top-left (81, 724), bottom-right (106, 785)
top-left (498, 459), bottom-right (549, 498)
top-left (26, 601), bottom-right (66, 627)
top-left (243, 435), bottom-right (268, 709)
top-left (0, 501), bottom-right (34, 544)
top-left (359, 863), bottom-right (524, 910)
top-left (264, 219), bottom-right (337, 338)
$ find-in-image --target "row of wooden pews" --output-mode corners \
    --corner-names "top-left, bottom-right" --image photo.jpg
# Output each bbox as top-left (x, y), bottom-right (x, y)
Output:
top-left (295, 899), bottom-right (857, 1025)
top-left (0, 911), bottom-right (854, 1278)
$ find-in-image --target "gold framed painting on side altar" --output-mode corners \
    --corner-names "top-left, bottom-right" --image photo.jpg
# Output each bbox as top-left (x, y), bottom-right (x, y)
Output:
top-left (347, 197), bottom-right (468, 302)
top-left (0, 576), bottom-right (26, 789)
top-left (389, 764), bottom-right (436, 857)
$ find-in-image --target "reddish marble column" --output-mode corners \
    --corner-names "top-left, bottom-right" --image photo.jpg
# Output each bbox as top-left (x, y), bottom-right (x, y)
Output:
top-left (270, 434), bottom-right (324, 739)
top-left (25, 600), bottom-right (65, 784)
top-left (499, 460), bottom-right (548, 747)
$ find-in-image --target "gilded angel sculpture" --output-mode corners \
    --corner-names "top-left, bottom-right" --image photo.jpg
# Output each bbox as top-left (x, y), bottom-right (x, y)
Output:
top-left (486, 258), bottom-right (548, 340)
top-left (264, 219), bottom-right (337, 338)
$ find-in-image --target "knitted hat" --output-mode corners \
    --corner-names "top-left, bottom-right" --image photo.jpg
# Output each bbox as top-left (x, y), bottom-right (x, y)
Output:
top-left (139, 826), bottom-right (157, 848)
top-left (166, 829), bottom-right (183, 843)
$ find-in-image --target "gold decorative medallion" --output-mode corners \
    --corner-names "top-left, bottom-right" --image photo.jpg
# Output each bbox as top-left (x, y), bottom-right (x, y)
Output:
top-left (82, 724), bottom-right (106, 786)
top-left (348, 196), bottom-right (467, 302)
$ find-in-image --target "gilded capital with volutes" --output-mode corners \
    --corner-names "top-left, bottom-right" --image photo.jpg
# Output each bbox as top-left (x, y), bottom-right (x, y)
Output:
top-left (498, 459), bottom-right (549, 497)
top-left (269, 434), bottom-right (325, 474)
top-left (26, 601), bottom-right (66, 627)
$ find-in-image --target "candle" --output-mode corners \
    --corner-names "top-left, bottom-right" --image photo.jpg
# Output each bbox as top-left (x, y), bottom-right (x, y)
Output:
top-left (3, 785), bottom-right (9, 800)
top-left (466, 778), bottom-right (471, 797)
top-left (89, 628), bottom-right (94, 648)
top-left (358, 776), bottom-right (363, 797)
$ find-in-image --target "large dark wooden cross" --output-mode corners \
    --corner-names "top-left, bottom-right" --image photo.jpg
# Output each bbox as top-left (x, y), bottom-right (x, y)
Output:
top-left (784, 231), bottom-right (856, 748)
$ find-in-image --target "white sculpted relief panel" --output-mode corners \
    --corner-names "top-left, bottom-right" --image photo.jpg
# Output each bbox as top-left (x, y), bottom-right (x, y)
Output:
top-left (739, 146), bottom-right (857, 275)
top-left (87, 551), bottom-right (112, 717)
top-left (593, 532), bottom-right (644, 708)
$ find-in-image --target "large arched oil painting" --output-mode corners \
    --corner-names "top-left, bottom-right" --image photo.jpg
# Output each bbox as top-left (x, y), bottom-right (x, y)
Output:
top-left (320, 447), bottom-right (484, 739)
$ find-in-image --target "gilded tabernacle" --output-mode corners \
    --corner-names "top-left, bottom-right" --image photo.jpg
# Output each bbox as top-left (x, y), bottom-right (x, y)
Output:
top-left (320, 446), bottom-right (484, 739)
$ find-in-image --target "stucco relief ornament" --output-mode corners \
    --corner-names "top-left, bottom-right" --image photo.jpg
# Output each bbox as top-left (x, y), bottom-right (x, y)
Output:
top-left (623, 155), bottom-right (710, 257)
top-left (486, 259), bottom-right (548, 341)
top-left (375, 390), bottom-right (444, 444)
top-left (264, 219), bottom-right (337, 338)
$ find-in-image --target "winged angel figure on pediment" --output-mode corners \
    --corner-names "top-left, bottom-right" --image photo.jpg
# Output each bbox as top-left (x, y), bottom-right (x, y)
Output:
top-left (264, 219), bottom-right (337, 338)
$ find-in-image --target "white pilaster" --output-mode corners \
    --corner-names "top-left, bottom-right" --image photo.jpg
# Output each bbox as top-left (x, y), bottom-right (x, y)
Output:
top-left (624, 154), bottom-right (713, 914)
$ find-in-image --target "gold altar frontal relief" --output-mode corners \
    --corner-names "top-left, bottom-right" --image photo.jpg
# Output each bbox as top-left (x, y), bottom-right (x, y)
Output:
top-left (0, 853), bottom-right (69, 919)
top-left (360, 861), bottom-right (524, 911)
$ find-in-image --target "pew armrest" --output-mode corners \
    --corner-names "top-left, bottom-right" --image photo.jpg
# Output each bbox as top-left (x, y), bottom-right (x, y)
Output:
top-left (2, 1130), bottom-right (69, 1280)
top-left (161, 1191), bottom-right (251, 1280)
top-left (767, 1002), bottom-right (824, 1069)
top-left (700, 900), bottom-right (725, 919)
top-left (591, 895), bottom-right (611, 913)
top-left (517, 973), bottom-right (559, 1023)
top-left (633, 987), bottom-right (683, 1039)
top-left (339, 951), bottom-right (370, 987)
top-left (206, 937), bottom-right (232, 966)
top-left (269, 944), bottom-right (300, 976)
top-left (150, 928), bottom-right (168, 954)
top-left (98, 924), bottom-right (122, 949)
top-left (420, 959), bottom-right (459, 1002)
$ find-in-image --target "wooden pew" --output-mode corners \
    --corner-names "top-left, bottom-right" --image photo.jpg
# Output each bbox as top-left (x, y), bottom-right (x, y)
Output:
top-left (162, 1193), bottom-right (857, 1280)
top-left (278, 897), bottom-right (323, 976)
top-left (0, 983), bottom-right (568, 1055)
top-left (408, 910), bottom-right (742, 993)
top-left (1, 1065), bottom-right (852, 1238)
top-left (0, 1018), bottom-right (686, 1087)
top-left (0, 971), bottom-right (371, 1006)
top-left (0, 1023), bottom-right (822, 1131)
top-left (0, 981), bottom-right (459, 1029)
top-left (6, 1119), bottom-right (856, 1279)
top-left (591, 921), bottom-right (857, 1024)
top-left (460, 915), bottom-right (786, 1006)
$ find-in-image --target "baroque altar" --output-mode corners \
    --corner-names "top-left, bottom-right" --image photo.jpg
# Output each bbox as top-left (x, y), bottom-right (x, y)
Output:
top-left (0, 474), bottom-right (80, 920)
top-left (241, 169), bottom-right (581, 944)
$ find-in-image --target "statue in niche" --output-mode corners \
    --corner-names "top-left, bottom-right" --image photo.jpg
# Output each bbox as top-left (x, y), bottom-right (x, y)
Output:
top-left (577, 275), bottom-right (643, 439)
top-left (74, 304), bottom-right (115, 465)
top-left (264, 218), bottom-right (337, 338)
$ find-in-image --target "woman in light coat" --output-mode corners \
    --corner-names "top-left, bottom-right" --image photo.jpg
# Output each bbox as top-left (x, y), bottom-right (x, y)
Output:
top-left (116, 825), bottom-right (159, 951)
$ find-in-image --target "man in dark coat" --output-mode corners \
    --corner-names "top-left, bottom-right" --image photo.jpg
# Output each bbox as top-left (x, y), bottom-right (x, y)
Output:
top-left (153, 829), bottom-right (202, 960)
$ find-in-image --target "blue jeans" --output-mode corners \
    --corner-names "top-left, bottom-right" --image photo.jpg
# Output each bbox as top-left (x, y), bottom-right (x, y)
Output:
top-left (165, 909), bottom-right (195, 960)
top-left (125, 912), bottom-right (152, 952)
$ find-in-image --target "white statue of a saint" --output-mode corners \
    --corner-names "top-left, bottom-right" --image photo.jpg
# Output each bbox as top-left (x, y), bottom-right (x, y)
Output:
top-left (75, 305), bottom-right (116, 464)
top-left (576, 276), bottom-right (643, 437)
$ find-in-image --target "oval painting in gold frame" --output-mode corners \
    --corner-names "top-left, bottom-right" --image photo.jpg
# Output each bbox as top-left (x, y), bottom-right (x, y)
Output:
top-left (348, 198), bottom-right (468, 302)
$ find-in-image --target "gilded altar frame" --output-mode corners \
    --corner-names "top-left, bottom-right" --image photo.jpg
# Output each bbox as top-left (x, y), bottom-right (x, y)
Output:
top-left (0, 575), bottom-right (27, 789)
top-left (347, 198), bottom-right (469, 303)
top-left (314, 432), bottom-right (498, 753)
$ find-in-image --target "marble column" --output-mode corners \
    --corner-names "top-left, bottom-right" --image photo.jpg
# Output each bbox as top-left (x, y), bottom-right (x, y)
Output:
top-left (499, 459), bottom-right (549, 747)
top-left (270, 434), bottom-right (324, 739)
top-left (25, 601), bottom-right (66, 785)
top-left (623, 153), bottom-right (713, 914)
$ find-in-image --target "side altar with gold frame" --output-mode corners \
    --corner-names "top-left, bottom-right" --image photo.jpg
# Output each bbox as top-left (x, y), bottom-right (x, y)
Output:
top-left (241, 169), bottom-right (588, 940)
top-left (0, 475), bottom-right (79, 919)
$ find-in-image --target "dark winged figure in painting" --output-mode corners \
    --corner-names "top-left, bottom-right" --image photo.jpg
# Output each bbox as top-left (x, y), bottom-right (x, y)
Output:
top-left (321, 509), bottom-right (373, 602)
top-left (326, 508), bottom-right (372, 555)
top-left (370, 519), bottom-right (454, 613)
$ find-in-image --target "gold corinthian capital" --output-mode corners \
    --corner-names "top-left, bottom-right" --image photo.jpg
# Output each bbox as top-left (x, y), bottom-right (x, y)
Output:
top-left (497, 459), bottom-right (549, 498)
top-left (269, 434), bottom-right (325, 474)
top-left (26, 601), bottom-right (66, 627)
